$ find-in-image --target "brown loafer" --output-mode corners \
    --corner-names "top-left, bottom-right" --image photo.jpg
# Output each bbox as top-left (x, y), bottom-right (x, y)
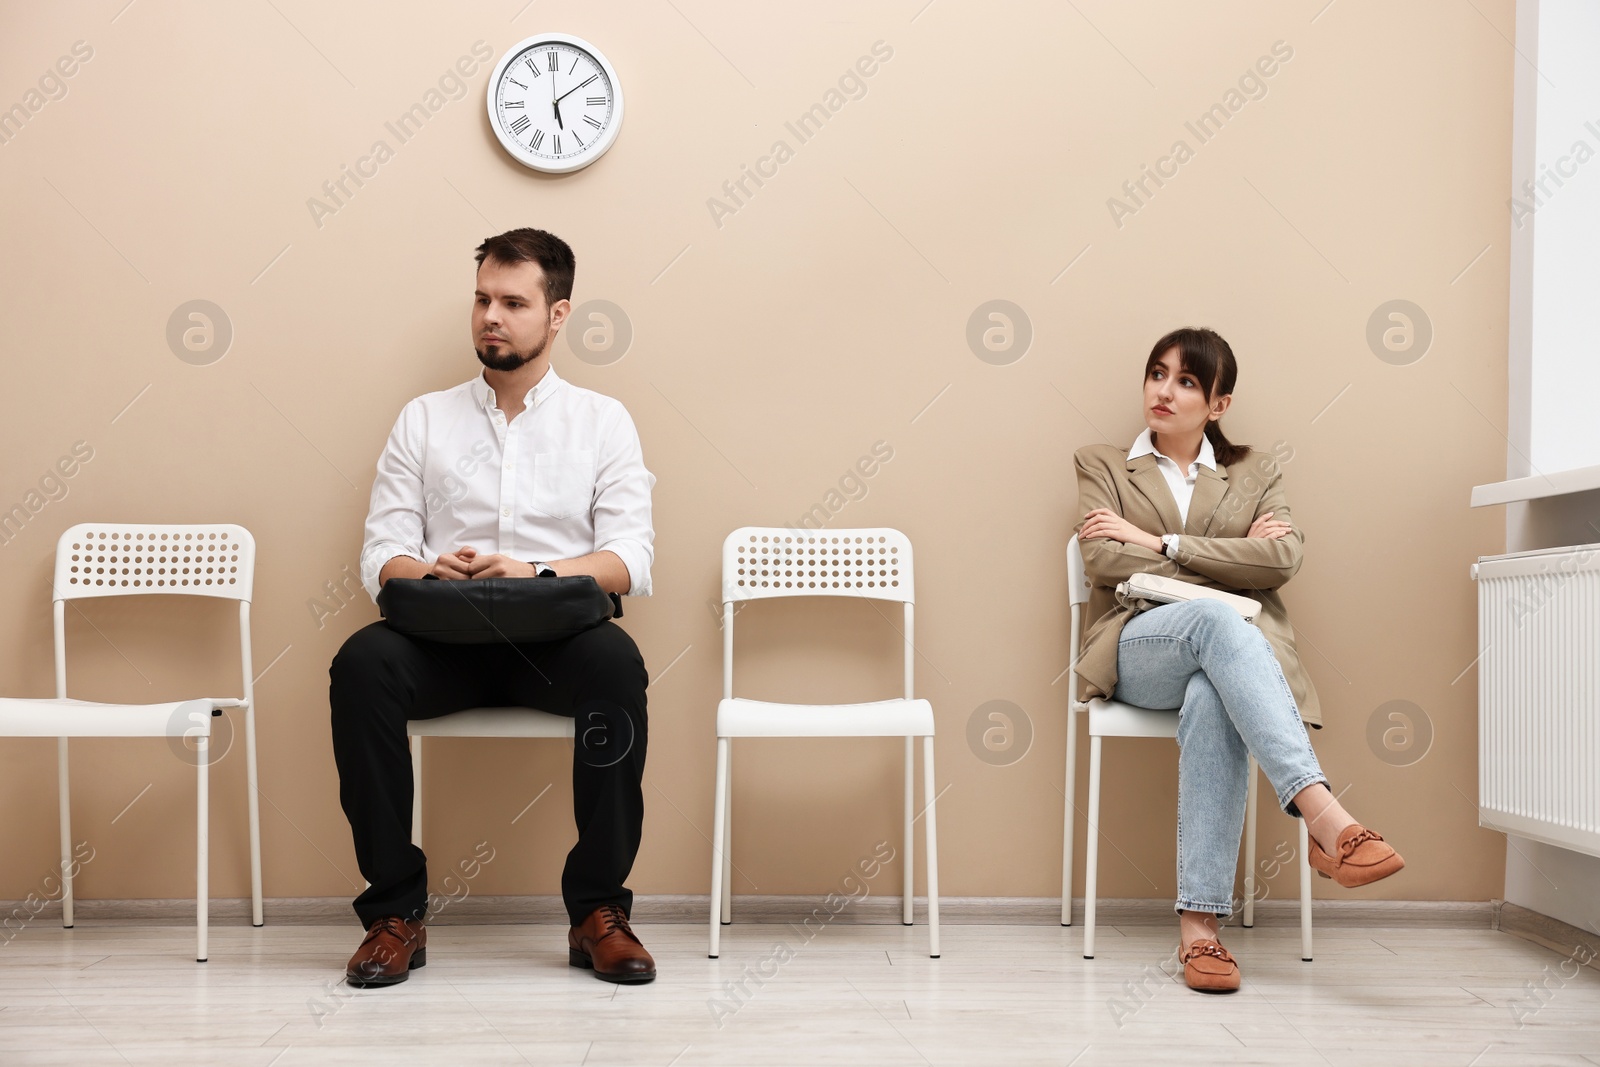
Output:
top-left (1308, 823), bottom-right (1405, 888)
top-left (346, 916), bottom-right (426, 987)
top-left (1180, 938), bottom-right (1240, 993)
top-left (568, 904), bottom-right (656, 984)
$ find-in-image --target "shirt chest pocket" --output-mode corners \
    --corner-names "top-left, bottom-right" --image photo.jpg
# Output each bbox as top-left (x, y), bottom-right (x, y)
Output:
top-left (531, 450), bottom-right (596, 520)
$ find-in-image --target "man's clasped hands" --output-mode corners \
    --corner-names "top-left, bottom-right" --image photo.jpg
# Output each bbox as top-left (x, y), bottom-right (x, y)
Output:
top-left (431, 546), bottom-right (541, 580)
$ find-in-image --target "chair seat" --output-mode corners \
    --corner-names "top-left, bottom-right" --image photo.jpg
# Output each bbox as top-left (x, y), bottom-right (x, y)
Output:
top-left (0, 696), bottom-right (215, 737)
top-left (717, 697), bottom-right (935, 738)
top-left (407, 706), bottom-right (574, 738)
top-left (1084, 697), bottom-right (1179, 739)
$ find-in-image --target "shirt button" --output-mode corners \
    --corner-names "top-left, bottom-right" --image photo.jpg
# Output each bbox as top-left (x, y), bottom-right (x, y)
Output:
top-left (501, 507), bottom-right (511, 517)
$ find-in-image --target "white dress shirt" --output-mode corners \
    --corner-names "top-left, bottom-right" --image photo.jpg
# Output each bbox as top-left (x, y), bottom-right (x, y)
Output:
top-left (1127, 426), bottom-right (1215, 557)
top-left (359, 365), bottom-right (656, 604)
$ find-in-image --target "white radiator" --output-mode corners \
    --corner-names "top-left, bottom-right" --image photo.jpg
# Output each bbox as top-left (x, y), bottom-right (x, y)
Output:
top-left (1472, 543), bottom-right (1600, 857)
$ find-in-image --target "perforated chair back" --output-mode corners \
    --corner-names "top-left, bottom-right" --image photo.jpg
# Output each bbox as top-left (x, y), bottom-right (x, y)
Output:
top-left (54, 523), bottom-right (255, 603)
top-left (720, 527), bottom-right (916, 702)
top-left (1066, 534), bottom-right (1091, 609)
top-left (722, 527), bottom-right (913, 605)
top-left (50, 523), bottom-right (257, 706)
top-left (1066, 535), bottom-right (1091, 710)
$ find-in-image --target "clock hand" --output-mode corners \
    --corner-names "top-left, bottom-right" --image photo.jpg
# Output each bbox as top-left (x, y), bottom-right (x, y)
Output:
top-left (554, 74), bottom-right (599, 106)
top-left (551, 68), bottom-right (564, 129)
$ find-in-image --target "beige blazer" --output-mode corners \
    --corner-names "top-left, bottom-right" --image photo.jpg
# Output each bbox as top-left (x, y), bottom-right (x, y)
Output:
top-left (1071, 442), bottom-right (1322, 729)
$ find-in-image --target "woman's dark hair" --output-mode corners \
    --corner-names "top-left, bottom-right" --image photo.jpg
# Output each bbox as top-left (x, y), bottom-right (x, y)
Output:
top-left (474, 228), bottom-right (576, 308)
top-left (1143, 326), bottom-right (1251, 468)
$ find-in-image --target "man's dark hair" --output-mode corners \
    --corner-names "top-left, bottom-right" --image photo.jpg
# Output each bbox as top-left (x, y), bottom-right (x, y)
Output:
top-left (473, 228), bottom-right (576, 308)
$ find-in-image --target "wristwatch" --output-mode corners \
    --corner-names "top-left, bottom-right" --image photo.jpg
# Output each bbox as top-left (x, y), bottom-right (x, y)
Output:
top-left (532, 561), bottom-right (557, 578)
top-left (1159, 535), bottom-right (1177, 559)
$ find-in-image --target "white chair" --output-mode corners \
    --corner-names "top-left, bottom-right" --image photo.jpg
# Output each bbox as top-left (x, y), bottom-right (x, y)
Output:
top-left (408, 708), bottom-right (574, 850)
top-left (1062, 534), bottom-right (1312, 961)
top-left (0, 523), bottom-right (263, 962)
top-left (709, 528), bottom-right (940, 959)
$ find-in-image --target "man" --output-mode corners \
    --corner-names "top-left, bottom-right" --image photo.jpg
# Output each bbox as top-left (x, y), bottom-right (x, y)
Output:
top-left (329, 227), bottom-right (657, 986)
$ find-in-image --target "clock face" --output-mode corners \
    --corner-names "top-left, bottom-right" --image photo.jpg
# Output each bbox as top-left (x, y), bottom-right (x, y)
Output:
top-left (488, 34), bottom-right (624, 174)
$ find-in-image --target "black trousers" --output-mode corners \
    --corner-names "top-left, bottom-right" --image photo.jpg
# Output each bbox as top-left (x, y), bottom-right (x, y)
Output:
top-left (329, 619), bottom-right (648, 928)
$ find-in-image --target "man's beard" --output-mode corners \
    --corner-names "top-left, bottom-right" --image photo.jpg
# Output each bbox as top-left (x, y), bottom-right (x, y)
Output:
top-left (475, 329), bottom-right (549, 372)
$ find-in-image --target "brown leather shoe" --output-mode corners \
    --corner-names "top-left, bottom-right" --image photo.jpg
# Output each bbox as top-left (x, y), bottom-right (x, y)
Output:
top-left (346, 916), bottom-right (426, 987)
top-left (1308, 823), bottom-right (1405, 888)
top-left (1180, 938), bottom-right (1240, 993)
top-left (568, 904), bottom-right (656, 983)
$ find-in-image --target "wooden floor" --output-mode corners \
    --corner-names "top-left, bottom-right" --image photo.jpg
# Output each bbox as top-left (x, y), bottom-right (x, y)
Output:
top-left (2, 919), bottom-right (1598, 1065)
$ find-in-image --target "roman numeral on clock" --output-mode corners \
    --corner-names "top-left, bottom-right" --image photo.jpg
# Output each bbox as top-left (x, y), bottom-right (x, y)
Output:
top-left (585, 96), bottom-right (606, 106)
top-left (509, 115), bottom-right (530, 135)
top-left (523, 57), bottom-right (540, 78)
top-left (503, 100), bottom-right (524, 108)
top-left (553, 134), bottom-right (562, 154)
top-left (529, 128), bottom-right (545, 150)
top-left (547, 51), bottom-right (559, 71)
top-left (583, 115), bottom-right (602, 130)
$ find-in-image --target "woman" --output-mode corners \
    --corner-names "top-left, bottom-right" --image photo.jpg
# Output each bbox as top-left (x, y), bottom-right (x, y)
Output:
top-left (1072, 327), bottom-right (1403, 993)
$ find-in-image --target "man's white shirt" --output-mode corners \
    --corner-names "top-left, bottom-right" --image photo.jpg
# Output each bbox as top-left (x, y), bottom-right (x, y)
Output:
top-left (359, 365), bottom-right (656, 604)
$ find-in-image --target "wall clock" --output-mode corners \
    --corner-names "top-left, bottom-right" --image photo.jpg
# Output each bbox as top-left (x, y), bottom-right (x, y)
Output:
top-left (487, 33), bottom-right (624, 174)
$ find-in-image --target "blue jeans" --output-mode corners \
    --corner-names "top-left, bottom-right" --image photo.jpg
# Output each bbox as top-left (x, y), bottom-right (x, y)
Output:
top-left (1110, 598), bottom-right (1326, 917)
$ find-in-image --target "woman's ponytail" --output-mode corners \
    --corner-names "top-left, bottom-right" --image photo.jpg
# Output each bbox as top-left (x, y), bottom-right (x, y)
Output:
top-left (1203, 420), bottom-right (1250, 468)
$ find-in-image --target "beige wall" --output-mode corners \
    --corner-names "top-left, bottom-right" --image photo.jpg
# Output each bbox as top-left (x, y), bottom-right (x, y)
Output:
top-left (0, 0), bottom-right (1511, 908)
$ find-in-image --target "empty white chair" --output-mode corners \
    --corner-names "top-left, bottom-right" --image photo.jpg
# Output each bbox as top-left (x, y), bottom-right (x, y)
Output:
top-left (0, 523), bottom-right (263, 962)
top-left (1062, 534), bottom-right (1312, 961)
top-left (408, 708), bottom-right (575, 849)
top-left (709, 528), bottom-right (940, 959)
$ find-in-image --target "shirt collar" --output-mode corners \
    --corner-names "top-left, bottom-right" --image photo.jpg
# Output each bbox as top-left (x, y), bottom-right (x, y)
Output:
top-left (473, 364), bottom-right (563, 413)
top-left (1127, 426), bottom-right (1216, 472)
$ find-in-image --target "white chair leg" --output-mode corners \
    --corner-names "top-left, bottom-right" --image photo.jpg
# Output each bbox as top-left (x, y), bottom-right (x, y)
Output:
top-left (902, 736), bottom-right (914, 925)
top-left (708, 737), bottom-right (730, 958)
top-left (244, 704), bottom-right (263, 927)
top-left (1084, 735), bottom-right (1102, 959)
top-left (410, 737), bottom-right (423, 850)
top-left (57, 737), bottom-right (73, 929)
top-left (197, 732), bottom-right (209, 963)
top-left (1061, 707), bottom-right (1077, 926)
top-left (720, 741), bottom-right (732, 925)
top-left (1243, 755), bottom-right (1259, 928)
top-left (921, 735), bottom-right (940, 959)
top-left (1299, 816), bottom-right (1313, 961)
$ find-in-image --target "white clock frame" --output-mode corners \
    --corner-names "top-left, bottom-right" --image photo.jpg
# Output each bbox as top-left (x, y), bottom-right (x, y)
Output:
top-left (486, 33), bottom-right (624, 174)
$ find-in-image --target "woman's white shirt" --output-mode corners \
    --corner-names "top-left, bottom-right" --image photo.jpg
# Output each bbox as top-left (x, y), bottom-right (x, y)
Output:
top-left (1126, 426), bottom-right (1215, 559)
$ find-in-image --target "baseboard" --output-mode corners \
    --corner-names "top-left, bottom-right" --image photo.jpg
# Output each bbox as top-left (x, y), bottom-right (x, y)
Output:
top-left (1078, 897), bottom-right (1495, 928)
top-left (3, 894), bottom-right (1496, 928)
top-left (1494, 900), bottom-right (1600, 973)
